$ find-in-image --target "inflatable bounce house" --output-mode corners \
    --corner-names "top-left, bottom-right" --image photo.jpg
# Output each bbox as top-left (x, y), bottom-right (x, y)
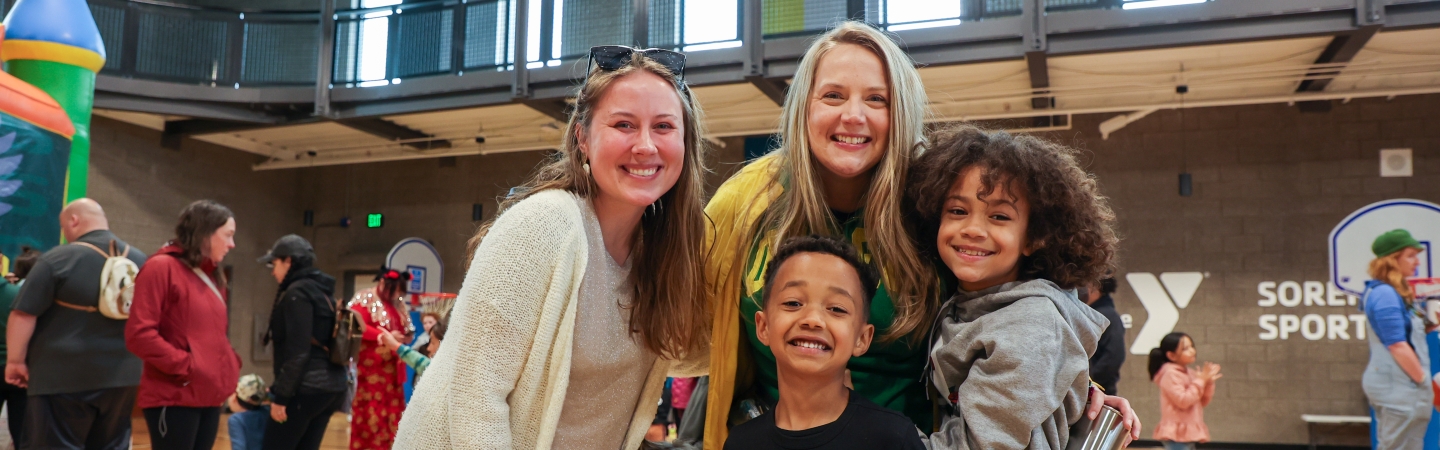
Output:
top-left (0, 0), bottom-right (102, 268)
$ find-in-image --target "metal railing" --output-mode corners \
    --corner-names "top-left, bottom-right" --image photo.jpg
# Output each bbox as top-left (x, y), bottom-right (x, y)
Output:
top-left (81, 0), bottom-right (320, 87)
top-left (332, 0), bottom-right (513, 85)
top-left (54, 0), bottom-right (1136, 88)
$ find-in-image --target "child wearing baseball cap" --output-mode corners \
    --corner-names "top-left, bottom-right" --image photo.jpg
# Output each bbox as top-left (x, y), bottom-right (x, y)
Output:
top-left (227, 374), bottom-right (271, 450)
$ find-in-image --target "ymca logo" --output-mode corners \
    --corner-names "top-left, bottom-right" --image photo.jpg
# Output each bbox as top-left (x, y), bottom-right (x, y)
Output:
top-left (1126, 272), bottom-right (1204, 355)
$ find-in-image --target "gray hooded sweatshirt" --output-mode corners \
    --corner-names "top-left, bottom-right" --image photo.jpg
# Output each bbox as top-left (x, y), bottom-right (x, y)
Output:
top-left (925, 279), bottom-right (1109, 450)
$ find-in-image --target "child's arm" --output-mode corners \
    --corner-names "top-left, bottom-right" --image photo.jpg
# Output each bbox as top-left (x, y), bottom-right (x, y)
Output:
top-left (1159, 369), bottom-right (1206, 410)
top-left (397, 344), bottom-right (431, 377)
top-left (1200, 379), bottom-right (1216, 407)
top-left (929, 303), bottom-right (1090, 449)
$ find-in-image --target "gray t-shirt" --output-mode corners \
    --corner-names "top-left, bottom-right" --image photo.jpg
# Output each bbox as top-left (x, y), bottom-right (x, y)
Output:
top-left (551, 197), bottom-right (658, 450)
top-left (13, 230), bottom-right (146, 395)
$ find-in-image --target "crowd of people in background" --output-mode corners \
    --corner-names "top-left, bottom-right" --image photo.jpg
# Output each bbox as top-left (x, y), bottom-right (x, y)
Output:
top-left (5, 17), bottom-right (1434, 450)
top-left (0, 198), bottom-right (447, 450)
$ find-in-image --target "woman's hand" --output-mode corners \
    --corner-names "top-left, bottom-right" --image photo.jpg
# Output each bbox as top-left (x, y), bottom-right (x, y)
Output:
top-left (389, 329), bottom-right (408, 344)
top-left (645, 424), bottom-right (667, 442)
top-left (378, 331), bottom-right (401, 352)
top-left (1087, 388), bottom-right (1142, 441)
top-left (270, 403), bottom-right (288, 423)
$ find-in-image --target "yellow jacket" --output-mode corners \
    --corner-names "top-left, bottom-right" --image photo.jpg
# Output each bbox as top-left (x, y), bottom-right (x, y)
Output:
top-left (703, 156), bottom-right (784, 449)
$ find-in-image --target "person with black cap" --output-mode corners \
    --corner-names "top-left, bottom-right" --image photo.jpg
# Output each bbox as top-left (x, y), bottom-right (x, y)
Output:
top-left (259, 234), bottom-right (348, 450)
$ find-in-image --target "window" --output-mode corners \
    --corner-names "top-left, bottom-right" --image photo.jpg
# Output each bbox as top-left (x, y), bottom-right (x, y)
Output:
top-left (684, 0), bottom-right (740, 51)
top-left (357, 0), bottom-right (402, 86)
top-left (883, 0), bottom-right (961, 31)
top-left (1123, 0), bottom-right (1207, 10)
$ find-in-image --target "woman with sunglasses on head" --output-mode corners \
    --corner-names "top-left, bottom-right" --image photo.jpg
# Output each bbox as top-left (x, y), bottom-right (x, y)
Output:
top-left (347, 266), bottom-right (415, 450)
top-left (702, 21), bottom-right (1140, 447)
top-left (394, 46), bottom-right (709, 450)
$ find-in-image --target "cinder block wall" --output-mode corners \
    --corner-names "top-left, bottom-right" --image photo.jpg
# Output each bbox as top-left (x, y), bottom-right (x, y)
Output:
top-left (1026, 94), bottom-right (1440, 444)
top-left (84, 92), bottom-right (1438, 444)
top-left (88, 116), bottom-right (302, 378)
top-left (289, 136), bottom-right (747, 300)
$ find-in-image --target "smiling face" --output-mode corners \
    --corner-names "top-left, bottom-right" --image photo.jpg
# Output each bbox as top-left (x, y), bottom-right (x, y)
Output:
top-left (205, 218), bottom-right (237, 264)
top-left (578, 70), bottom-right (687, 217)
top-left (806, 43), bottom-right (891, 185)
top-left (1167, 336), bottom-right (1197, 366)
top-left (755, 252), bottom-right (875, 379)
top-left (936, 167), bottom-right (1033, 292)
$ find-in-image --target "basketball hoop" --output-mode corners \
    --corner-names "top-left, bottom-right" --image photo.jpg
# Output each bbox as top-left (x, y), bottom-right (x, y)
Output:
top-left (1411, 278), bottom-right (1440, 300)
top-left (410, 292), bottom-right (459, 318)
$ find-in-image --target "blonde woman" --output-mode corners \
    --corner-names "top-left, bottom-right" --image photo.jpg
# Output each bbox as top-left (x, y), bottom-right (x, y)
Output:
top-left (394, 46), bottom-right (709, 449)
top-left (703, 22), bottom-right (935, 446)
top-left (1361, 229), bottom-right (1431, 449)
top-left (704, 21), bottom-right (1140, 447)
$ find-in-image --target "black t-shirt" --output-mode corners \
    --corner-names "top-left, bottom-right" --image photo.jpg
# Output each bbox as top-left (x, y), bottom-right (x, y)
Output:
top-left (13, 230), bottom-right (146, 395)
top-left (725, 390), bottom-right (927, 450)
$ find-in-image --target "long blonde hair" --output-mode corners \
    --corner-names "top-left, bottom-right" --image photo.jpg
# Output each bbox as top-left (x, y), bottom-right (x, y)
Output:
top-left (465, 55), bottom-right (711, 359)
top-left (743, 21), bottom-right (935, 343)
top-left (1370, 252), bottom-right (1416, 302)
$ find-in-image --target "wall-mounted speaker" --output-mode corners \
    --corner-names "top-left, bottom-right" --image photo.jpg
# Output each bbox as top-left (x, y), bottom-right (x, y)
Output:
top-left (472, 204), bottom-right (484, 221)
top-left (1179, 173), bottom-right (1193, 197)
top-left (303, 210), bottom-right (314, 227)
top-left (1380, 148), bottom-right (1413, 177)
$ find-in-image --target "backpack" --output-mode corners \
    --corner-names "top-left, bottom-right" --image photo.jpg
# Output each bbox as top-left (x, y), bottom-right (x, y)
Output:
top-left (55, 240), bottom-right (137, 320)
top-left (313, 295), bottom-right (365, 366)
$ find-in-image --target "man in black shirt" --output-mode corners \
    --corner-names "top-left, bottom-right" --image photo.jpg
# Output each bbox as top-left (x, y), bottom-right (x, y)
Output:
top-left (1084, 278), bottom-right (1126, 395)
top-left (6, 198), bottom-right (146, 450)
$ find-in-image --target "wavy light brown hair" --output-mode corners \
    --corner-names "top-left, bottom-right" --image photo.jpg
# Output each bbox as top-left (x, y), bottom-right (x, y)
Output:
top-left (1369, 252), bottom-right (1416, 302)
top-left (464, 54), bottom-right (710, 359)
top-left (737, 21), bottom-right (935, 344)
top-left (906, 124), bottom-right (1119, 290)
top-left (173, 200), bottom-right (234, 289)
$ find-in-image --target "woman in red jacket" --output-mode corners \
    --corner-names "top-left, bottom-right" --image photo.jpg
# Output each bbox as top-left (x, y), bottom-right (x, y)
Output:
top-left (347, 267), bottom-right (414, 450)
top-left (126, 200), bottom-right (242, 450)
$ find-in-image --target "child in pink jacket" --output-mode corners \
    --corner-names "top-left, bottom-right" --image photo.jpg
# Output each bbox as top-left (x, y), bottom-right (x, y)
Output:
top-left (1148, 332), bottom-right (1222, 450)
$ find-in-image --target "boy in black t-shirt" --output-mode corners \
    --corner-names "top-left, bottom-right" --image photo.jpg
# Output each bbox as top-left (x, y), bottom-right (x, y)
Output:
top-left (725, 236), bottom-right (926, 450)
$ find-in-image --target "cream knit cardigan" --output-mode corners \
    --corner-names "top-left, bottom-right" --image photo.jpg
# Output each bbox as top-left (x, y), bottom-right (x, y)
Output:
top-left (394, 189), bottom-right (708, 450)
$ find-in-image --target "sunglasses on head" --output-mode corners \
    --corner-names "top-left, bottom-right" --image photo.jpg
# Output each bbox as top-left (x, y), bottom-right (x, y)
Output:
top-left (587, 45), bottom-right (686, 82)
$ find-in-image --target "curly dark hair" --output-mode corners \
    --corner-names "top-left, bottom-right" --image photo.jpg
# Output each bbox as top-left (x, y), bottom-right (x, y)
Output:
top-left (761, 235), bottom-right (880, 322)
top-left (905, 124), bottom-right (1118, 291)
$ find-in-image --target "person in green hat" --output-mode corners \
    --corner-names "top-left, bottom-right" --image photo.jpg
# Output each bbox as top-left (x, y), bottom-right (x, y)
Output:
top-left (1359, 228), bottom-right (1430, 449)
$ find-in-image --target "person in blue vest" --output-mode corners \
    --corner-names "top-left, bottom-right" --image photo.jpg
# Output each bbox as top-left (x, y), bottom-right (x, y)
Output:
top-left (1360, 229), bottom-right (1432, 449)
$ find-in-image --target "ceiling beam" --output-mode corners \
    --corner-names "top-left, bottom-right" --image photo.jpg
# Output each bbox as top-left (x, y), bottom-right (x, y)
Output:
top-left (1025, 50), bottom-right (1059, 127)
top-left (1025, 50), bottom-right (1051, 110)
top-left (746, 75), bottom-right (788, 106)
top-left (160, 116), bottom-right (326, 150)
top-left (253, 139), bottom-right (560, 170)
top-left (335, 118), bottom-right (452, 149)
top-left (1294, 24), bottom-right (1380, 112)
top-left (520, 98), bottom-right (570, 122)
top-left (1297, 24), bottom-right (1381, 93)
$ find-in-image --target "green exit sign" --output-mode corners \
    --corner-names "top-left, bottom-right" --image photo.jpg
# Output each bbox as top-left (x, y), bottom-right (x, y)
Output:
top-left (367, 213), bottom-right (383, 228)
